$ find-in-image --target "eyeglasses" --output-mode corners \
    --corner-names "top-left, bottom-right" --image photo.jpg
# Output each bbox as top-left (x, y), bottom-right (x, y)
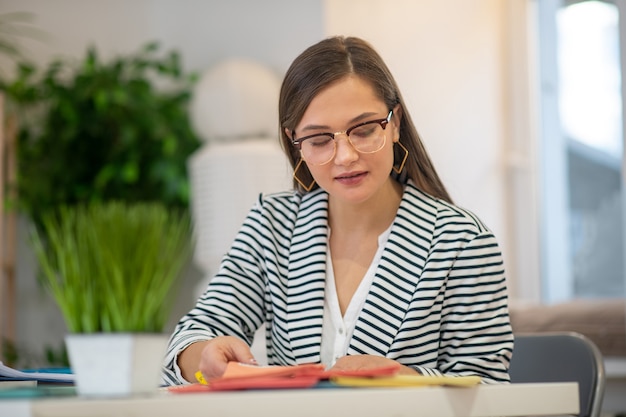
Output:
top-left (291, 110), bottom-right (393, 166)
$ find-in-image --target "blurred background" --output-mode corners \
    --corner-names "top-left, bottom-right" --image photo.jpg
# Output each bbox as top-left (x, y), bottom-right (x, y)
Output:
top-left (0, 2), bottom-right (624, 394)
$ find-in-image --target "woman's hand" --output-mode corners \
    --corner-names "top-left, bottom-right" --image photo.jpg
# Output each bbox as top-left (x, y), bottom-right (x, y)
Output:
top-left (178, 336), bottom-right (256, 382)
top-left (198, 336), bottom-right (257, 380)
top-left (329, 354), bottom-right (418, 375)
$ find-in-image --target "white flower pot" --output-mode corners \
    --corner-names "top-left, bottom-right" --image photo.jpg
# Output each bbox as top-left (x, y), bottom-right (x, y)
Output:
top-left (65, 333), bottom-right (168, 397)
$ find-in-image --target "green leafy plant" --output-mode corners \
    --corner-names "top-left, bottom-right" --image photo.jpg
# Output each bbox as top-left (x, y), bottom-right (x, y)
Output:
top-left (30, 201), bottom-right (193, 333)
top-left (1, 42), bottom-right (200, 227)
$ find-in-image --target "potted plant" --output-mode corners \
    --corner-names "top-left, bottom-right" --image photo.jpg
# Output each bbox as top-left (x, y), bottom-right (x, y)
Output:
top-left (1, 41), bottom-right (200, 228)
top-left (30, 201), bottom-right (193, 396)
top-left (0, 40), bottom-right (200, 394)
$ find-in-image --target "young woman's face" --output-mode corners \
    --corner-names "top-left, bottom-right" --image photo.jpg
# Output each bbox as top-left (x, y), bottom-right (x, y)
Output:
top-left (290, 75), bottom-right (401, 206)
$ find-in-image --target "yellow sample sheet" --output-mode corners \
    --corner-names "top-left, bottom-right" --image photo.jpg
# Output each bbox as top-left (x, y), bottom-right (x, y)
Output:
top-left (331, 374), bottom-right (482, 388)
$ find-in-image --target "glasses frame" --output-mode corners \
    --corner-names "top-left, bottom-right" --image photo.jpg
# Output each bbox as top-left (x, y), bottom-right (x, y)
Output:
top-left (291, 110), bottom-right (393, 158)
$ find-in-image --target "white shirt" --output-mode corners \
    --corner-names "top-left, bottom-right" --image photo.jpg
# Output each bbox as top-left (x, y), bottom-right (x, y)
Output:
top-left (320, 225), bottom-right (393, 368)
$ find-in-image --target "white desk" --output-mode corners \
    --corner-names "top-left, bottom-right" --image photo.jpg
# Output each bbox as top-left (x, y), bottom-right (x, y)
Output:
top-left (1, 382), bottom-right (578, 417)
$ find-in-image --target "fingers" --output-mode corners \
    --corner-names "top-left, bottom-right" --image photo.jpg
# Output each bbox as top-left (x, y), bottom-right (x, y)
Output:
top-left (330, 354), bottom-right (399, 371)
top-left (331, 355), bottom-right (415, 375)
top-left (197, 336), bottom-right (256, 380)
top-left (228, 339), bottom-right (258, 365)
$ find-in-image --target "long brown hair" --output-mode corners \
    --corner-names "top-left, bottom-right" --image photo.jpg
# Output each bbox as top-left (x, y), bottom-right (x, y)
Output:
top-left (279, 36), bottom-right (452, 203)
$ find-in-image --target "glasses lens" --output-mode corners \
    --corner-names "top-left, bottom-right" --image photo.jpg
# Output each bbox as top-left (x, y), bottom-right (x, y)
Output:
top-left (298, 119), bottom-right (387, 165)
top-left (348, 122), bottom-right (386, 153)
top-left (300, 134), bottom-right (335, 165)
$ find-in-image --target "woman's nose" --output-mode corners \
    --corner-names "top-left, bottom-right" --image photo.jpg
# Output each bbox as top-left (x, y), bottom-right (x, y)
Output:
top-left (333, 134), bottom-right (358, 165)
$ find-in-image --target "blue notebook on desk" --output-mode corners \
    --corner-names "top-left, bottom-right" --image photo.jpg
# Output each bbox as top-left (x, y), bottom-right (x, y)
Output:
top-left (0, 362), bottom-right (74, 384)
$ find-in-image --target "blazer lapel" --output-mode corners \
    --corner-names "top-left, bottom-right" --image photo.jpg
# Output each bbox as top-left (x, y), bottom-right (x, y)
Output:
top-left (349, 184), bottom-right (438, 356)
top-left (286, 189), bottom-right (328, 363)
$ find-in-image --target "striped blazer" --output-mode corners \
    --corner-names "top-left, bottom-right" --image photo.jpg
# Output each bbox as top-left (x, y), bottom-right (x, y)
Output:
top-left (162, 181), bottom-right (513, 385)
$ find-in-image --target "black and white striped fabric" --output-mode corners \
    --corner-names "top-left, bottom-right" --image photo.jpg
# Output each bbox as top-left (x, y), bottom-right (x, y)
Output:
top-left (162, 181), bottom-right (513, 385)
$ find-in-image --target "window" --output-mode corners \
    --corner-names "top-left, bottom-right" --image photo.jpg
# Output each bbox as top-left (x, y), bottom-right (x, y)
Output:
top-left (537, 0), bottom-right (625, 302)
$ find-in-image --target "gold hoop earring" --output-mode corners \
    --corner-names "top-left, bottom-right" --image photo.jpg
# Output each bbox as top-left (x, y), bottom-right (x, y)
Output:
top-left (293, 158), bottom-right (316, 192)
top-left (393, 140), bottom-right (409, 174)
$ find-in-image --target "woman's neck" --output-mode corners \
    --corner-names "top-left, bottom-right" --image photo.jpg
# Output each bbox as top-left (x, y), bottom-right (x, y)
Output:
top-left (328, 179), bottom-right (403, 235)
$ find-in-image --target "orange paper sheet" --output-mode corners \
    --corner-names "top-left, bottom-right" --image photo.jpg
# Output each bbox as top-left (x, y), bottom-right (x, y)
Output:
top-left (168, 362), bottom-right (480, 393)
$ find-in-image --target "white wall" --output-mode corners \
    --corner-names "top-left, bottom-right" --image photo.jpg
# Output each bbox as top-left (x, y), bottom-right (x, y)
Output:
top-left (0, 0), bottom-right (324, 74)
top-left (324, 0), bottom-right (515, 289)
top-left (1, 0), bottom-right (527, 365)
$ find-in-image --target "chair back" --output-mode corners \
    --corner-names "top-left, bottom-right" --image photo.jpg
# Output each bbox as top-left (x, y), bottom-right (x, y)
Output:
top-left (509, 332), bottom-right (605, 417)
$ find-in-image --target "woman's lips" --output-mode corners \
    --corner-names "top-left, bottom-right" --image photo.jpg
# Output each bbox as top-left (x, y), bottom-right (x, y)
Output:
top-left (335, 171), bottom-right (367, 185)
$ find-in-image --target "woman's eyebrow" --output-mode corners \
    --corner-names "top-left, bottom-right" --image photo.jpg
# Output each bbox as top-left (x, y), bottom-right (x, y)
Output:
top-left (300, 123), bottom-right (330, 132)
top-left (300, 111), bottom-right (380, 132)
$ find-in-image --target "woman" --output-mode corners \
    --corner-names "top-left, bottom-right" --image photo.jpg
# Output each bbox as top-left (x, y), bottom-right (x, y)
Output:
top-left (162, 36), bottom-right (513, 385)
